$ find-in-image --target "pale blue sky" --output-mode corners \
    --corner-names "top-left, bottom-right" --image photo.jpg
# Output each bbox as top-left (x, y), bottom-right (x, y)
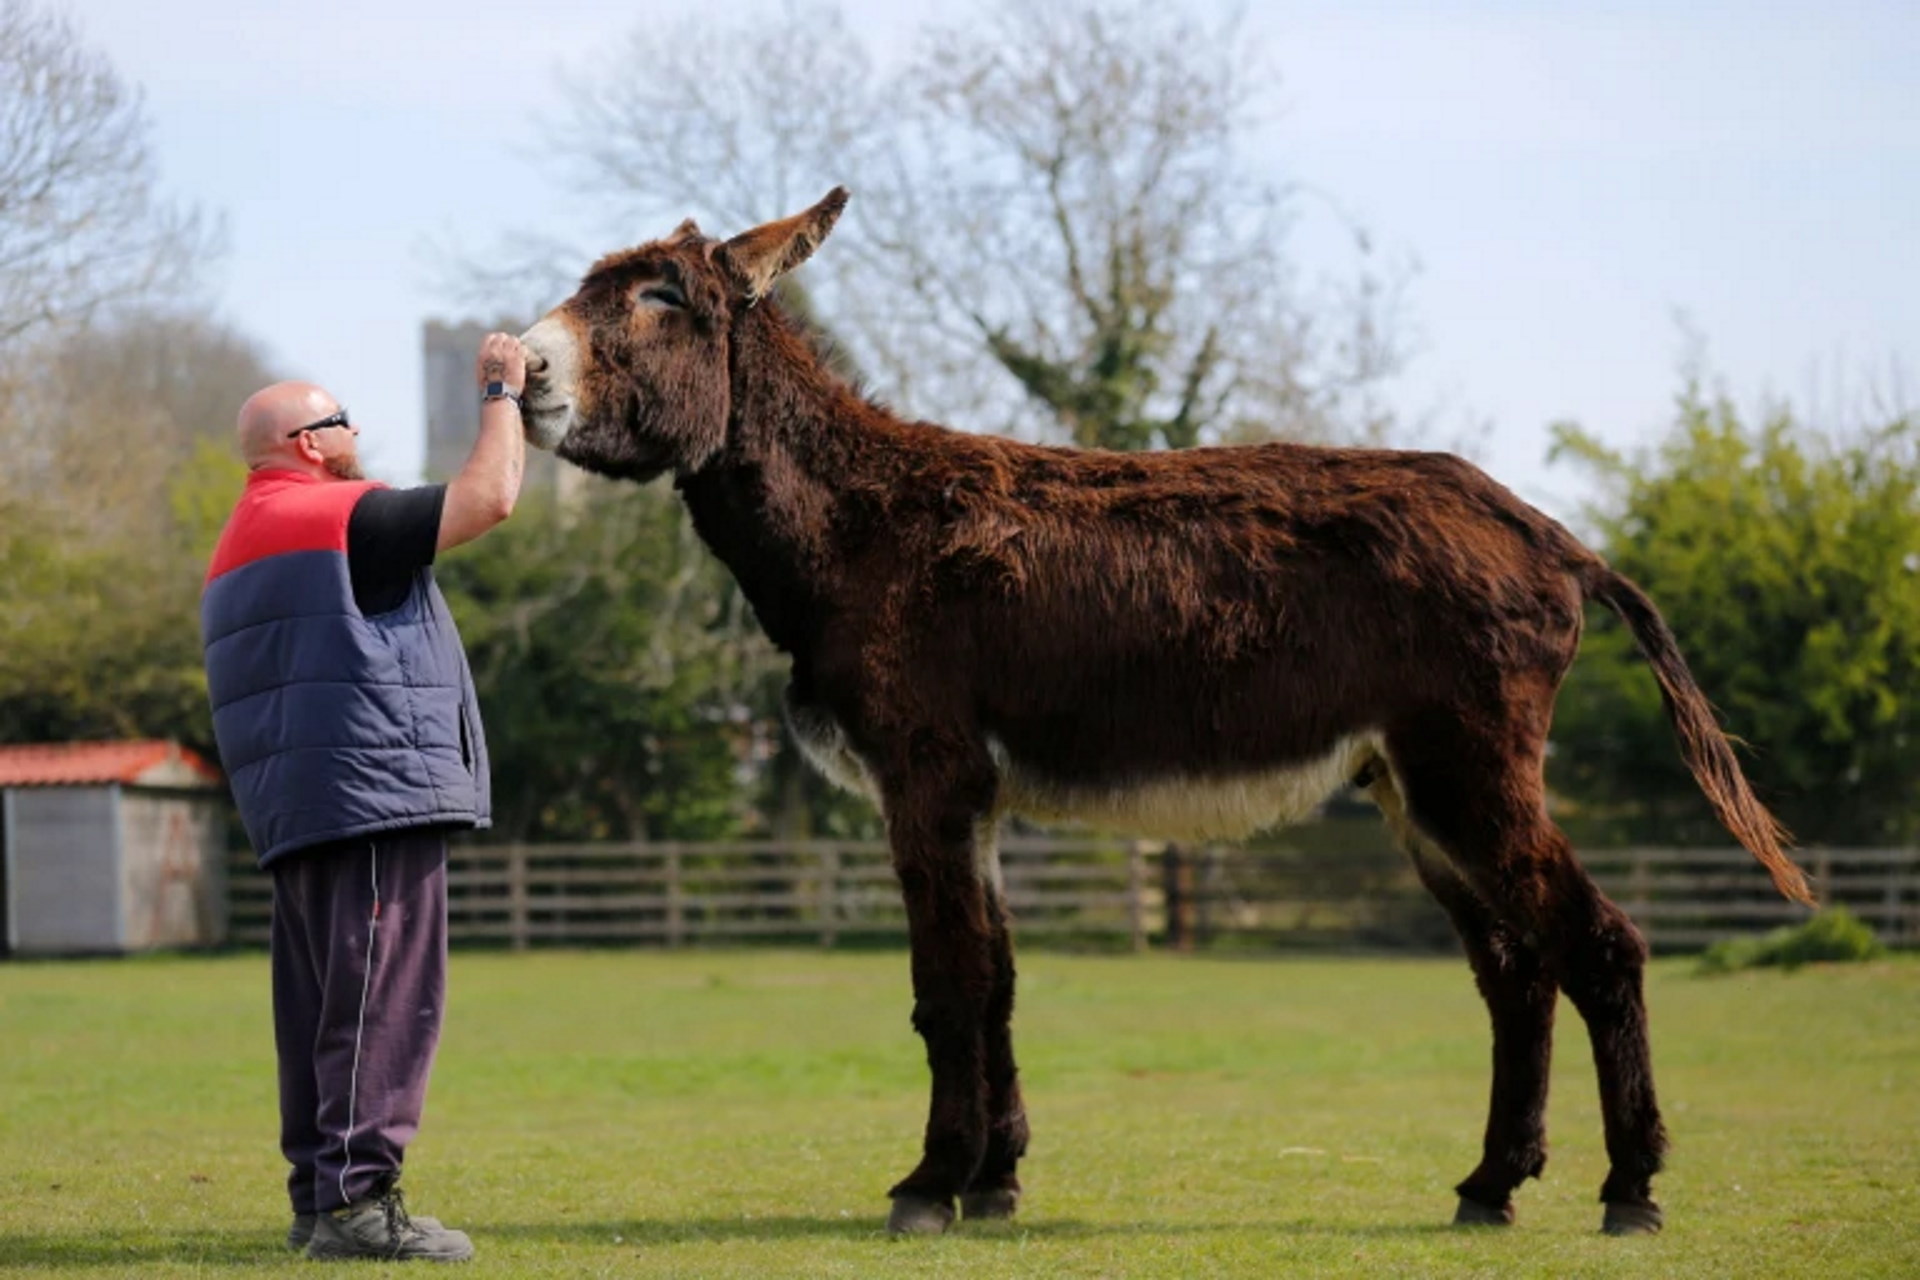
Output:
top-left (68, 0), bottom-right (1918, 520)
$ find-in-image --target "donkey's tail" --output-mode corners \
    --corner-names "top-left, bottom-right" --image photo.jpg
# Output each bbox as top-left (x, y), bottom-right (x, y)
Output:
top-left (1580, 564), bottom-right (1815, 906)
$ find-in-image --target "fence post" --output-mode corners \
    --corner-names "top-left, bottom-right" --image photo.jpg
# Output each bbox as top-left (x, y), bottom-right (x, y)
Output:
top-left (1881, 851), bottom-right (1900, 938)
top-left (1162, 844), bottom-right (1193, 952)
top-left (1623, 847), bottom-right (1652, 947)
top-left (1195, 845), bottom-right (1222, 947)
top-left (665, 845), bottom-right (685, 948)
top-left (1126, 841), bottom-right (1147, 953)
top-left (820, 843), bottom-right (840, 949)
top-left (1815, 847), bottom-right (1833, 907)
top-left (1904, 852), bottom-right (1919, 946)
top-left (506, 846), bottom-right (529, 952)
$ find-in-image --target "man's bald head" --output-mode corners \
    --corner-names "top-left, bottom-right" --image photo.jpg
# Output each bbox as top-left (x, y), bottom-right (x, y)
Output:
top-left (237, 382), bottom-right (337, 468)
top-left (236, 381), bottom-right (363, 480)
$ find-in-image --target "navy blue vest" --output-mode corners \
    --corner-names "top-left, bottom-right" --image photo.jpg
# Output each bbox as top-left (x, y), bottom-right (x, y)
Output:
top-left (201, 470), bottom-right (491, 867)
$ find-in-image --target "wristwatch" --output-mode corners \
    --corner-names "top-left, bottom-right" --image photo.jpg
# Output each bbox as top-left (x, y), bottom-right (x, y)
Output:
top-left (482, 381), bottom-right (522, 409)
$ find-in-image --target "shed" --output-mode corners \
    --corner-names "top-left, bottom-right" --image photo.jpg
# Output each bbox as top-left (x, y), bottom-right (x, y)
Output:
top-left (0, 741), bottom-right (229, 957)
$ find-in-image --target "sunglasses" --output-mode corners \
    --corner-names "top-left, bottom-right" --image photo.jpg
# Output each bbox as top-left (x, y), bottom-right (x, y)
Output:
top-left (286, 408), bottom-right (353, 439)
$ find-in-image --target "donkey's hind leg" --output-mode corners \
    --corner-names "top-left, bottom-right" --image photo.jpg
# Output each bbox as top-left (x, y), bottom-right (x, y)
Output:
top-left (1366, 766), bottom-right (1556, 1227)
top-left (1383, 719), bottom-right (1669, 1236)
top-left (1543, 864), bottom-right (1668, 1234)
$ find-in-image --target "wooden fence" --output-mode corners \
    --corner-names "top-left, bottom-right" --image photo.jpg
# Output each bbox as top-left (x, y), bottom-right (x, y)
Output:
top-left (227, 838), bottom-right (1920, 953)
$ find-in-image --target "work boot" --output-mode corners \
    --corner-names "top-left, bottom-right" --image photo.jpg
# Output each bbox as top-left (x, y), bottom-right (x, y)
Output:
top-left (305, 1185), bottom-right (473, 1262)
top-left (290, 1208), bottom-right (444, 1251)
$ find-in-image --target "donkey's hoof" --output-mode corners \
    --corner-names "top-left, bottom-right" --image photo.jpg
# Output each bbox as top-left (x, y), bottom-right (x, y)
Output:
top-left (1601, 1200), bottom-right (1664, 1236)
top-left (1452, 1196), bottom-right (1515, 1227)
top-left (961, 1188), bottom-right (1020, 1221)
top-left (886, 1194), bottom-right (956, 1237)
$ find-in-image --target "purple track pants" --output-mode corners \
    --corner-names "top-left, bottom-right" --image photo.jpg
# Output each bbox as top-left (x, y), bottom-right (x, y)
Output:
top-left (269, 827), bottom-right (449, 1215)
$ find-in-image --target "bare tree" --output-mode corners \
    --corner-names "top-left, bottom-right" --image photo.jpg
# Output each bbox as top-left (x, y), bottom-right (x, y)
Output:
top-left (534, 0), bottom-right (1410, 448)
top-left (0, 0), bottom-right (215, 351)
top-left (0, 309), bottom-right (275, 535)
top-left (556, 0), bottom-right (879, 235)
top-left (0, 309), bottom-right (276, 744)
top-left (876, 1), bottom-right (1411, 447)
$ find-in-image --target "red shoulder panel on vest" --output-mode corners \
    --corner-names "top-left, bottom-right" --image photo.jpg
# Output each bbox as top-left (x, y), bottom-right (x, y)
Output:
top-left (205, 471), bottom-right (386, 585)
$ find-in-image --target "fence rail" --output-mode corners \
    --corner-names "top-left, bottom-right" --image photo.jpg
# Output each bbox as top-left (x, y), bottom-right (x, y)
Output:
top-left (226, 837), bottom-right (1920, 953)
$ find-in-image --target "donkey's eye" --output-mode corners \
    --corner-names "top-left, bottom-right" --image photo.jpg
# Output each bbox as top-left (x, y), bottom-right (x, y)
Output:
top-left (638, 283), bottom-right (687, 310)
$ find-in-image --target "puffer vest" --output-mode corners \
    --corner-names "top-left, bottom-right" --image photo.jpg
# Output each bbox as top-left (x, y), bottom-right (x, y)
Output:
top-left (201, 469), bottom-right (491, 867)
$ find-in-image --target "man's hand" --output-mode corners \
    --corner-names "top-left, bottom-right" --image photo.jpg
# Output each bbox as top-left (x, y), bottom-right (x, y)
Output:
top-left (474, 332), bottom-right (528, 394)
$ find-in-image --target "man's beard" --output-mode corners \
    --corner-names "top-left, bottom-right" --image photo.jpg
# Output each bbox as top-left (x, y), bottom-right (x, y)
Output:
top-left (323, 455), bottom-right (366, 481)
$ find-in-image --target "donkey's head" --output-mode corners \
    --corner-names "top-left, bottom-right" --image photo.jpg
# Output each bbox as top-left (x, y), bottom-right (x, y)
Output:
top-left (518, 187), bottom-right (849, 482)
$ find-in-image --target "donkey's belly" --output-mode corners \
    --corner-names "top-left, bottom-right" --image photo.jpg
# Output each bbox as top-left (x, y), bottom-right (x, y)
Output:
top-left (988, 732), bottom-right (1383, 841)
top-left (786, 690), bottom-right (1380, 842)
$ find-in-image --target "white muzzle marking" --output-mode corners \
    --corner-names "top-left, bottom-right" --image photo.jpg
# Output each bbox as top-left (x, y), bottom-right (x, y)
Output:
top-left (518, 315), bottom-right (581, 450)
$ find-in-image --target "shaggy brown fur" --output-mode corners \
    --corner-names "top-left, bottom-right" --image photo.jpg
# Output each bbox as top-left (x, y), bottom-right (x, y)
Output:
top-left (517, 188), bottom-right (1811, 1237)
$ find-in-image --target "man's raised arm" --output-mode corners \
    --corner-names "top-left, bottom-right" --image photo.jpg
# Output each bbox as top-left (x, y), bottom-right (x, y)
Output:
top-left (438, 331), bottom-right (528, 552)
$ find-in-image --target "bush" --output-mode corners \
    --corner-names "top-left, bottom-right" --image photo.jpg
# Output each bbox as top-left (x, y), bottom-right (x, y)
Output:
top-left (1696, 907), bottom-right (1887, 975)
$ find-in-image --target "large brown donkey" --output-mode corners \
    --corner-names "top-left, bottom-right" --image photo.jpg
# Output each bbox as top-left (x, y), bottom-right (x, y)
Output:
top-left (517, 189), bottom-right (1813, 1238)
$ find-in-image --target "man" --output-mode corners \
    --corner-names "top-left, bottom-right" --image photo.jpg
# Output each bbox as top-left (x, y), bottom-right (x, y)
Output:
top-left (200, 334), bottom-right (528, 1262)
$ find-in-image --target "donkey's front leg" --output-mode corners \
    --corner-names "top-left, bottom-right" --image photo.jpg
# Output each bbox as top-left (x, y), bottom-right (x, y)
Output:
top-left (883, 779), bottom-right (1000, 1237)
top-left (961, 882), bottom-right (1028, 1222)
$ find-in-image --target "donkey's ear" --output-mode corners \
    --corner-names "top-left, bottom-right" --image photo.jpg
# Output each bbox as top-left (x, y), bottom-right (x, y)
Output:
top-left (718, 187), bottom-right (849, 303)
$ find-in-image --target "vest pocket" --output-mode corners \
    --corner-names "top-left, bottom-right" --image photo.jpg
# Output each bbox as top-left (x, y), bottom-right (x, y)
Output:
top-left (458, 701), bottom-right (474, 772)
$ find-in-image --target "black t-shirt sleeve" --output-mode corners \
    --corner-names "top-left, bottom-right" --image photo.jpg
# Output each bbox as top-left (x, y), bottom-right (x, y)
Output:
top-left (347, 485), bottom-right (447, 615)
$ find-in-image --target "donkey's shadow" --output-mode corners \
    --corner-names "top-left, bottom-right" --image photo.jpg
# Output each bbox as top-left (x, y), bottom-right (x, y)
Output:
top-left (487, 1214), bottom-right (1460, 1245)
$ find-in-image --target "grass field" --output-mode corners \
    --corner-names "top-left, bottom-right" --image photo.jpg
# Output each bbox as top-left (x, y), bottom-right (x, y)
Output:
top-left (1, 948), bottom-right (1915, 1278)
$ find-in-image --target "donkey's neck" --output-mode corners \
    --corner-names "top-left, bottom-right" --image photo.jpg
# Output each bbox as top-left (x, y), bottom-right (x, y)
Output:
top-left (674, 304), bottom-right (895, 654)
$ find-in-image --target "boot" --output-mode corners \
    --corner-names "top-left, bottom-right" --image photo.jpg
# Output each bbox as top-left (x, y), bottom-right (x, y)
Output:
top-left (289, 1208), bottom-right (443, 1251)
top-left (304, 1184), bottom-right (472, 1262)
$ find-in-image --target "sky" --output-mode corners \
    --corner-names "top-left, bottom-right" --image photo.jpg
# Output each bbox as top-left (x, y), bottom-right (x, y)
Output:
top-left (64, 0), bottom-right (1918, 522)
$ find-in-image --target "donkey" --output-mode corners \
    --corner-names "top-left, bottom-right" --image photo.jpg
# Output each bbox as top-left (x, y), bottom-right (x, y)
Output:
top-left (516, 189), bottom-right (1813, 1238)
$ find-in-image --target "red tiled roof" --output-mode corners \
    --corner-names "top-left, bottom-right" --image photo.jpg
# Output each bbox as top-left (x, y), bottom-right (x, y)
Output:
top-left (0, 740), bottom-right (222, 788)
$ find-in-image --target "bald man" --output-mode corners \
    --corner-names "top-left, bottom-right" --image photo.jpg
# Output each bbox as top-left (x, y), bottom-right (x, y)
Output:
top-left (201, 334), bottom-right (528, 1262)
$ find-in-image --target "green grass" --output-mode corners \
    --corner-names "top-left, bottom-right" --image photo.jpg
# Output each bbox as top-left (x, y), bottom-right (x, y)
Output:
top-left (2, 949), bottom-right (1916, 1277)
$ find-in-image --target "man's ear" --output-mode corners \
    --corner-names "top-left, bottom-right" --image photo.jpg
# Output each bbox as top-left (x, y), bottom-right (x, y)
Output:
top-left (717, 187), bottom-right (849, 304)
